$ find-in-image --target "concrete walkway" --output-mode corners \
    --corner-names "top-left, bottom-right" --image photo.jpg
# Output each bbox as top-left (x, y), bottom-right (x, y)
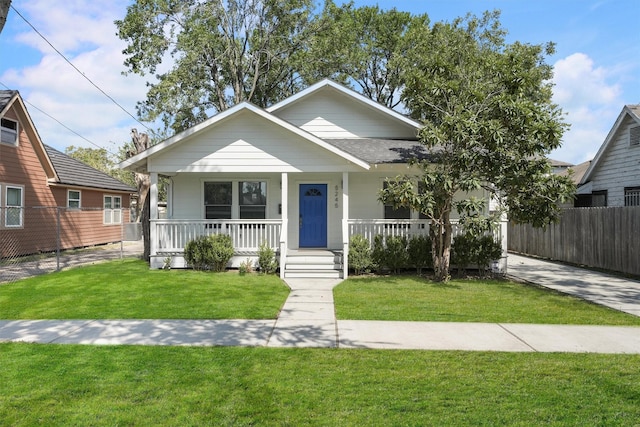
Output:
top-left (1, 251), bottom-right (640, 353)
top-left (507, 253), bottom-right (640, 317)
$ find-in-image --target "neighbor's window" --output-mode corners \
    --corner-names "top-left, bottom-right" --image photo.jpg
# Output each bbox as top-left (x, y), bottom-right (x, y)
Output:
top-left (5, 185), bottom-right (23, 227)
top-left (1, 118), bottom-right (18, 145)
top-left (68, 190), bottom-right (81, 209)
top-left (624, 187), bottom-right (640, 207)
top-left (383, 181), bottom-right (410, 219)
top-left (591, 190), bottom-right (607, 207)
top-left (239, 181), bottom-right (267, 219)
top-left (204, 182), bottom-right (232, 219)
top-left (104, 195), bottom-right (122, 224)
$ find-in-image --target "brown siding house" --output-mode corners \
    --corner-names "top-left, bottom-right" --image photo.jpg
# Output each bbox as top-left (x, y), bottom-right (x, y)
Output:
top-left (0, 90), bottom-right (135, 258)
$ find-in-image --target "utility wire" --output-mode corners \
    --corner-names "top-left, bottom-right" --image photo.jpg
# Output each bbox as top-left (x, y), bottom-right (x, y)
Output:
top-left (9, 5), bottom-right (152, 133)
top-left (0, 80), bottom-right (118, 156)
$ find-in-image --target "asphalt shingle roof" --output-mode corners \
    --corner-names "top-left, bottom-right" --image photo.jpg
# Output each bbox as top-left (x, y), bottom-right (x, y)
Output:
top-left (44, 145), bottom-right (135, 193)
top-left (323, 138), bottom-right (435, 164)
top-left (0, 90), bottom-right (18, 111)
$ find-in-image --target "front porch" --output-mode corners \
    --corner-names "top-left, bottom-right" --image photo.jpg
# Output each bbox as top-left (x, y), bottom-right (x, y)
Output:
top-left (151, 218), bottom-right (508, 278)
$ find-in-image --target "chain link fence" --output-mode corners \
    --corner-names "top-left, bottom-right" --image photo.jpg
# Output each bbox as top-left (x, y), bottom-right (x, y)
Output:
top-left (0, 206), bottom-right (142, 284)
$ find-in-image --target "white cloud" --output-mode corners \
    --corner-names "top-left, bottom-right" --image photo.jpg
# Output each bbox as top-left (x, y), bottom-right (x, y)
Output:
top-left (2, 0), bottom-right (152, 153)
top-left (551, 53), bottom-right (623, 164)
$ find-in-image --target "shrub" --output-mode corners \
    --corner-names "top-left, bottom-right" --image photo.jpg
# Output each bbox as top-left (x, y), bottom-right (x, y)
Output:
top-left (348, 234), bottom-right (372, 275)
top-left (239, 258), bottom-right (254, 275)
top-left (384, 235), bottom-right (409, 274)
top-left (452, 233), bottom-right (502, 276)
top-left (371, 234), bottom-right (385, 273)
top-left (407, 235), bottom-right (432, 274)
top-left (258, 241), bottom-right (278, 274)
top-left (184, 234), bottom-right (234, 272)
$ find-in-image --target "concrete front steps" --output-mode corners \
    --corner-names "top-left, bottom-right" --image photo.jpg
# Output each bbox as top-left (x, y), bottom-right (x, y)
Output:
top-left (283, 250), bottom-right (343, 279)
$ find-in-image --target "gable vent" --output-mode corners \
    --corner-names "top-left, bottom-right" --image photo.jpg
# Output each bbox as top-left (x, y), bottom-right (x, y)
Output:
top-left (631, 125), bottom-right (640, 146)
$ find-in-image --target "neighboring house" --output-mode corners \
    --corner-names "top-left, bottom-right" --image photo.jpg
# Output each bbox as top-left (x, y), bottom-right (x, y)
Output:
top-left (548, 158), bottom-right (573, 175)
top-left (0, 90), bottom-right (135, 258)
top-left (121, 79), bottom-right (506, 278)
top-left (576, 105), bottom-right (640, 207)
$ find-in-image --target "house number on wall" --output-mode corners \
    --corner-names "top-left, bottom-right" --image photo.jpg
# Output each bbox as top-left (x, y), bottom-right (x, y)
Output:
top-left (334, 185), bottom-right (339, 208)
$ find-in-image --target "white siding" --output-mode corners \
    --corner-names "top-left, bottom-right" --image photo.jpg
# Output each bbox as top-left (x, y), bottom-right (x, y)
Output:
top-left (272, 89), bottom-right (418, 139)
top-left (589, 116), bottom-right (640, 206)
top-left (147, 110), bottom-right (362, 174)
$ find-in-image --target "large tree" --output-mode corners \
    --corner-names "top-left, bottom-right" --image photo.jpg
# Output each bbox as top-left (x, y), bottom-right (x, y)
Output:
top-left (0, 0), bottom-right (10, 34)
top-left (380, 11), bottom-right (575, 282)
top-left (303, 2), bottom-right (428, 109)
top-left (116, 0), bottom-right (325, 134)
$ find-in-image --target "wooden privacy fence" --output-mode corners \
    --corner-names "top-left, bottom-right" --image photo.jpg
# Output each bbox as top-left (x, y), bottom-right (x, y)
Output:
top-left (508, 207), bottom-right (640, 276)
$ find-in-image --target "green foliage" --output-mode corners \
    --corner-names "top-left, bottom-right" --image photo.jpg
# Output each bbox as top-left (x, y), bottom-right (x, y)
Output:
top-left (257, 241), bottom-right (278, 275)
top-left (348, 234), bottom-right (372, 275)
top-left (452, 233), bottom-right (503, 276)
top-left (407, 235), bottom-right (432, 274)
top-left (116, 0), bottom-right (323, 133)
top-left (380, 10), bottom-right (575, 282)
top-left (184, 234), bottom-right (234, 272)
top-left (370, 234), bottom-right (409, 274)
top-left (384, 236), bottom-right (409, 274)
top-left (371, 234), bottom-right (385, 273)
top-left (239, 258), bottom-right (254, 275)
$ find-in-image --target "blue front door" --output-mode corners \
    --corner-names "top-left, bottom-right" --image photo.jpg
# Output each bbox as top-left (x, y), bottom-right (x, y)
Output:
top-left (299, 184), bottom-right (327, 248)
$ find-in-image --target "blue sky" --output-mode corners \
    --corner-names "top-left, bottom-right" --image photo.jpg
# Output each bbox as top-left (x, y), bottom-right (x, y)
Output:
top-left (1, 0), bottom-right (638, 164)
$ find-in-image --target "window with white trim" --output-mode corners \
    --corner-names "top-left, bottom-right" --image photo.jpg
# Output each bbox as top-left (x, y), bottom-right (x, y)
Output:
top-left (68, 190), bottom-right (81, 209)
top-left (204, 182), bottom-right (232, 219)
top-left (1, 118), bottom-right (18, 145)
top-left (103, 195), bottom-right (122, 224)
top-left (383, 181), bottom-right (410, 219)
top-left (5, 185), bottom-right (23, 227)
top-left (239, 181), bottom-right (267, 219)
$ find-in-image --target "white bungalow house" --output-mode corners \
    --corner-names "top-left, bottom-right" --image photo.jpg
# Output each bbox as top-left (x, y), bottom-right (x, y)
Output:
top-left (120, 79), bottom-right (507, 278)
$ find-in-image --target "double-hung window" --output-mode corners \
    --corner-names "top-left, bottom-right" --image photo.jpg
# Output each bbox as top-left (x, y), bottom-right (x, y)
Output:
top-left (204, 182), bottom-right (232, 219)
top-left (383, 181), bottom-right (410, 219)
top-left (68, 190), bottom-right (81, 209)
top-left (104, 195), bottom-right (122, 224)
top-left (1, 118), bottom-right (18, 145)
top-left (5, 185), bottom-right (23, 227)
top-left (239, 181), bottom-right (267, 219)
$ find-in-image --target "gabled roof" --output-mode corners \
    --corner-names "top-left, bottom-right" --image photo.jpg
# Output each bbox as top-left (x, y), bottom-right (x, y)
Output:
top-left (1, 90), bottom-right (134, 193)
top-left (580, 105), bottom-right (640, 184)
top-left (120, 100), bottom-right (371, 172)
top-left (266, 79), bottom-right (423, 130)
top-left (559, 160), bottom-right (591, 185)
top-left (44, 145), bottom-right (135, 193)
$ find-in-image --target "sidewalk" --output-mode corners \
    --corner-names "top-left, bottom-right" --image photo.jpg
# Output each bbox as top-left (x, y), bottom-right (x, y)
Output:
top-left (1, 250), bottom-right (639, 353)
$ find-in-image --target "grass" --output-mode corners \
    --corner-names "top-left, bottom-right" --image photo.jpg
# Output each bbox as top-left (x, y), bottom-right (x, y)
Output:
top-left (0, 259), bottom-right (289, 319)
top-left (334, 276), bottom-right (640, 325)
top-left (1, 344), bottom-right (639, 426)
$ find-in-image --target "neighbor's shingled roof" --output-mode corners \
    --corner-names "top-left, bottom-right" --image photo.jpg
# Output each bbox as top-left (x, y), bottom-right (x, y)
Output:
top-left (44, 145), bottom-right (135, 193)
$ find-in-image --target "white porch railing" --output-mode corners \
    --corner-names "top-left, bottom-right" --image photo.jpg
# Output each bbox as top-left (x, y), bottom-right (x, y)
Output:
top-left (153, 219), bottom-right (282, 253)
top-left (347, 219), bottom-right (465, 242)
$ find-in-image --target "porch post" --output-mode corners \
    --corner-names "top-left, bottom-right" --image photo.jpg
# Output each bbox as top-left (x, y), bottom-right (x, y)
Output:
top-left (150, 172), bottom-right (158, 258)
top-left (279, 172), bottom-right (288, 279)
top-left (342, 172), bottom-right (349, 279)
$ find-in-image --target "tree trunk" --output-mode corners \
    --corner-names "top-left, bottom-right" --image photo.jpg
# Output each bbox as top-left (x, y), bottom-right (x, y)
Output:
top-left (430, 217), bottom-right (452, 282)
top-left (0, 0), bottom-right (11, 35)
top-left (130, 129), bottom-right (151, 261)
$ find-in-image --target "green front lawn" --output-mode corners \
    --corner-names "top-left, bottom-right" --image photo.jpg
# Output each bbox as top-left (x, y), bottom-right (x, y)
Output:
top-left (1, 344), bottom-right (639, 426)
top-left (335, 276), bottom-right (640, 325)
top-left (0, 259), bottom-right (289, 319)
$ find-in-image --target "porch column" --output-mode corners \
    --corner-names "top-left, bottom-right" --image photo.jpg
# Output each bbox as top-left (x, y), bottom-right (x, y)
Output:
top-left (279, 172), bottom-right (288, 279)
top-left (342, 172), bottom-right (349, 279)
top-left (150, 172), bottom-right (158, 258)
